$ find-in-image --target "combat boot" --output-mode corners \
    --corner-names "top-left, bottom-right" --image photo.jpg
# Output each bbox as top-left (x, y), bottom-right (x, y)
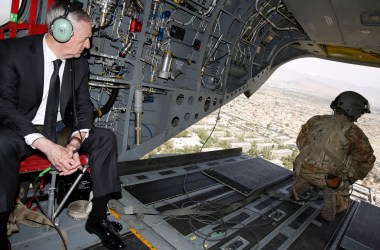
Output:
top-left (321, 188), bottom-right (336, 221)
top-left (292, 177), bottom-right (311, 200)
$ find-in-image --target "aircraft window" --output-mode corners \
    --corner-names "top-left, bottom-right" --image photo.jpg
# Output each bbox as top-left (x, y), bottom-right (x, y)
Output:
top-left (204, 97), bottom-right (211, 112)
top-left (176, 94), bottom-right (184, 105)
top-left (198, 96), bottom-right (203, 102)
top-left (194, 113), bottom-right (199, 119)
top-left (171, 117), bottom-right (180, 127)
top-left (213, 98), bottom-right (217, 106)
top-left (188, 96), bottom-right (194, 105)
top-left (184, 113), bottom-right (190, 121)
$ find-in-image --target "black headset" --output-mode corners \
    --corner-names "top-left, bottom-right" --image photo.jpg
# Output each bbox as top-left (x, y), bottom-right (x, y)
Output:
top-left (49, 0), bottom-right (83, 43)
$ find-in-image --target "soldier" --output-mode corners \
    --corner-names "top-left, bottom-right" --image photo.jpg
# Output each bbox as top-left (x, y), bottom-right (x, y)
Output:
top-left (292, 91), bottom-right (376, 221)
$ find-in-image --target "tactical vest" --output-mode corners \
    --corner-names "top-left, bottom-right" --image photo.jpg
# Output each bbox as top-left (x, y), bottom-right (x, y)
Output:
top-left (294, 115), bottom-right (353, 178)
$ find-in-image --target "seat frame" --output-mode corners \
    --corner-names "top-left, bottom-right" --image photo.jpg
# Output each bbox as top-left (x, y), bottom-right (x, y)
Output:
top-left (20, 154), bottom-right (89, 223)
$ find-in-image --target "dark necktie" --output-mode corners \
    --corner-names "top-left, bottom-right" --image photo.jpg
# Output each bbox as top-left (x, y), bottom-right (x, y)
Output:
top-left (42, 59), bottom-right (62, 143)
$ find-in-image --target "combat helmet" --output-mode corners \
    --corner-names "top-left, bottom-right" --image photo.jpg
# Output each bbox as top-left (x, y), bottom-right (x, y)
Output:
top-left (330, 91), bottom-right (370, 121)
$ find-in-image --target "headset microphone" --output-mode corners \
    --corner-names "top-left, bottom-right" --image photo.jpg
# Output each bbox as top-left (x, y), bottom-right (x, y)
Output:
top-left (49, 0), bottom-right (83, 43)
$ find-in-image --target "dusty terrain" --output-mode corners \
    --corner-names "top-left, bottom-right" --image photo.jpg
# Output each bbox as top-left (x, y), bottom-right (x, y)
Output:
top-left (221, 82), bottom-right (380, 205)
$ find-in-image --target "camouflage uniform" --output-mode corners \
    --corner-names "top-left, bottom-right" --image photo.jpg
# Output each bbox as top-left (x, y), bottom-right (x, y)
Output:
top-left (293, 114), bottom-right (376, 213)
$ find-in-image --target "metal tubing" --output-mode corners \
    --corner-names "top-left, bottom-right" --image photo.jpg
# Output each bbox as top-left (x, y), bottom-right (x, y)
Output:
top-left (135, 112), bottom-right (142, 145)
top-left (46, 169), bottom-right (58, 230)
top-left (52, 164), bottom-right (90, 220)
top-left (134, 89), bottom-right (143, 145)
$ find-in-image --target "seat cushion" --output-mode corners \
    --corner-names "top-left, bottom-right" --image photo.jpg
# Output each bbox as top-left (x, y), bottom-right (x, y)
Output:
top-left (20, 154), bottom-right (88, 173)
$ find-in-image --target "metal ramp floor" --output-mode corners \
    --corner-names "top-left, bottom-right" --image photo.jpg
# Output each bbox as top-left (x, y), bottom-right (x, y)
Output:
top-left (9, 149), bottom-right (374, 250)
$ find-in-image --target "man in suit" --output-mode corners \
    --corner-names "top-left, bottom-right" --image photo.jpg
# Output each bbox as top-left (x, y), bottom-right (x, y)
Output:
top-left (0, 1), bottom-right (125, 249)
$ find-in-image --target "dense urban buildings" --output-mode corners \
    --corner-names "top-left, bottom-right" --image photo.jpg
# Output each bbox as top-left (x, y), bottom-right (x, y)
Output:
top-left (148, 81), bottom-right (380, 205)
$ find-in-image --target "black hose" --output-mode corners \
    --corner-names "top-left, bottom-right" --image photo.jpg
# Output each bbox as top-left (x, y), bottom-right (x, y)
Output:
top-left (18, 0), bottom-right (28, 20)
top-left (93, 88), bottom-right (119, 118)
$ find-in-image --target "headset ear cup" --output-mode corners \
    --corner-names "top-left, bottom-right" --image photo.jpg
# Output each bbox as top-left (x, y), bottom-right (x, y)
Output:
top-left (51, 17), bottom-right (73, 43)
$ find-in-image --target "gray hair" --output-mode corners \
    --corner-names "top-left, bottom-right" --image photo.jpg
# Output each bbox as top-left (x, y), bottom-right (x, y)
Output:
top-left (46, 0), bottom-right (91, 30)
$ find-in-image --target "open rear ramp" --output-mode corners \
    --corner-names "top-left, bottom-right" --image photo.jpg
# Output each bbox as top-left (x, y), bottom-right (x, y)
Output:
top-left (10, 149), bottom-right (380, 249)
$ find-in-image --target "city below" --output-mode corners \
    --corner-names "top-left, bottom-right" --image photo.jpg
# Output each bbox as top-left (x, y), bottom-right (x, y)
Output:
top-left (148, 80), bottom-right (380, 206)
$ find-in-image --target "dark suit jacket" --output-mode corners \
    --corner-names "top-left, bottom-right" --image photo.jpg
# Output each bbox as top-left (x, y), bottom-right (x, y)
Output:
top-left (0, 34), bottom-right (94, 138)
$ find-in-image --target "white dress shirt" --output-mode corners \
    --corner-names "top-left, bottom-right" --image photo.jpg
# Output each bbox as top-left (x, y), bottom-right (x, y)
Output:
top-left (24, 36), bottom-right (90, 147)
top-left (24, 35), bottom-right (66, 146)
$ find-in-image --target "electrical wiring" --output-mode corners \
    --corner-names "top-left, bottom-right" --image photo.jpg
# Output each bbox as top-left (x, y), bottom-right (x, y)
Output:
top-left (170, 13), bottom-right (196, 26)
top-left (177, 159), bottom-right (275, 249)
top-left (151, 162), bottom-right (285, 248)
top-left (199, 110), bottom-right (220, 152)
top-left (147, 161), bottom-right (324, 248)
top-left (177, 192), bottom-right (276, 248)
top-left (172, 46), bottom-right (271, 247)
top-left (190, 214), bottom-right (228, 241)
top-left (196, 200), bottom-right (278, 248)
top-left (151, 191), bottom-right (226, 233)
top-left (203, 0), bottom-right (217, 17)
top-left (161, 38), bottom-right (235, 245)
top-left (179, 175), bottom-right (242, 247)
top-left (201, 220), bottom-right (263, 249)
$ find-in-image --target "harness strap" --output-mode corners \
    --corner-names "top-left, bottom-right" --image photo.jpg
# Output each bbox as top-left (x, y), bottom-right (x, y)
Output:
top-left (108, 192), bottom-right (261, 218)
top-left (12, 200), bottom-right (68, 250)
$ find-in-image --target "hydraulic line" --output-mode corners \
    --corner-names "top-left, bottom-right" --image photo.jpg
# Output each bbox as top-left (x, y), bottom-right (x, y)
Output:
top-left (134, 89), bottom-right (143, 145)
top-left (93, 88), bottom-right (120, 118)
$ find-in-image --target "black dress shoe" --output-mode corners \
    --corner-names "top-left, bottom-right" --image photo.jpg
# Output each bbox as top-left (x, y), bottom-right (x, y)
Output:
top-left (85, 217), bottom-right (126, 250)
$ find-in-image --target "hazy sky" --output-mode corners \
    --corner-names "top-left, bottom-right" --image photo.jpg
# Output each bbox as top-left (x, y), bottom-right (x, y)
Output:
top-left (276, 58), bottom-right (380, 89)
